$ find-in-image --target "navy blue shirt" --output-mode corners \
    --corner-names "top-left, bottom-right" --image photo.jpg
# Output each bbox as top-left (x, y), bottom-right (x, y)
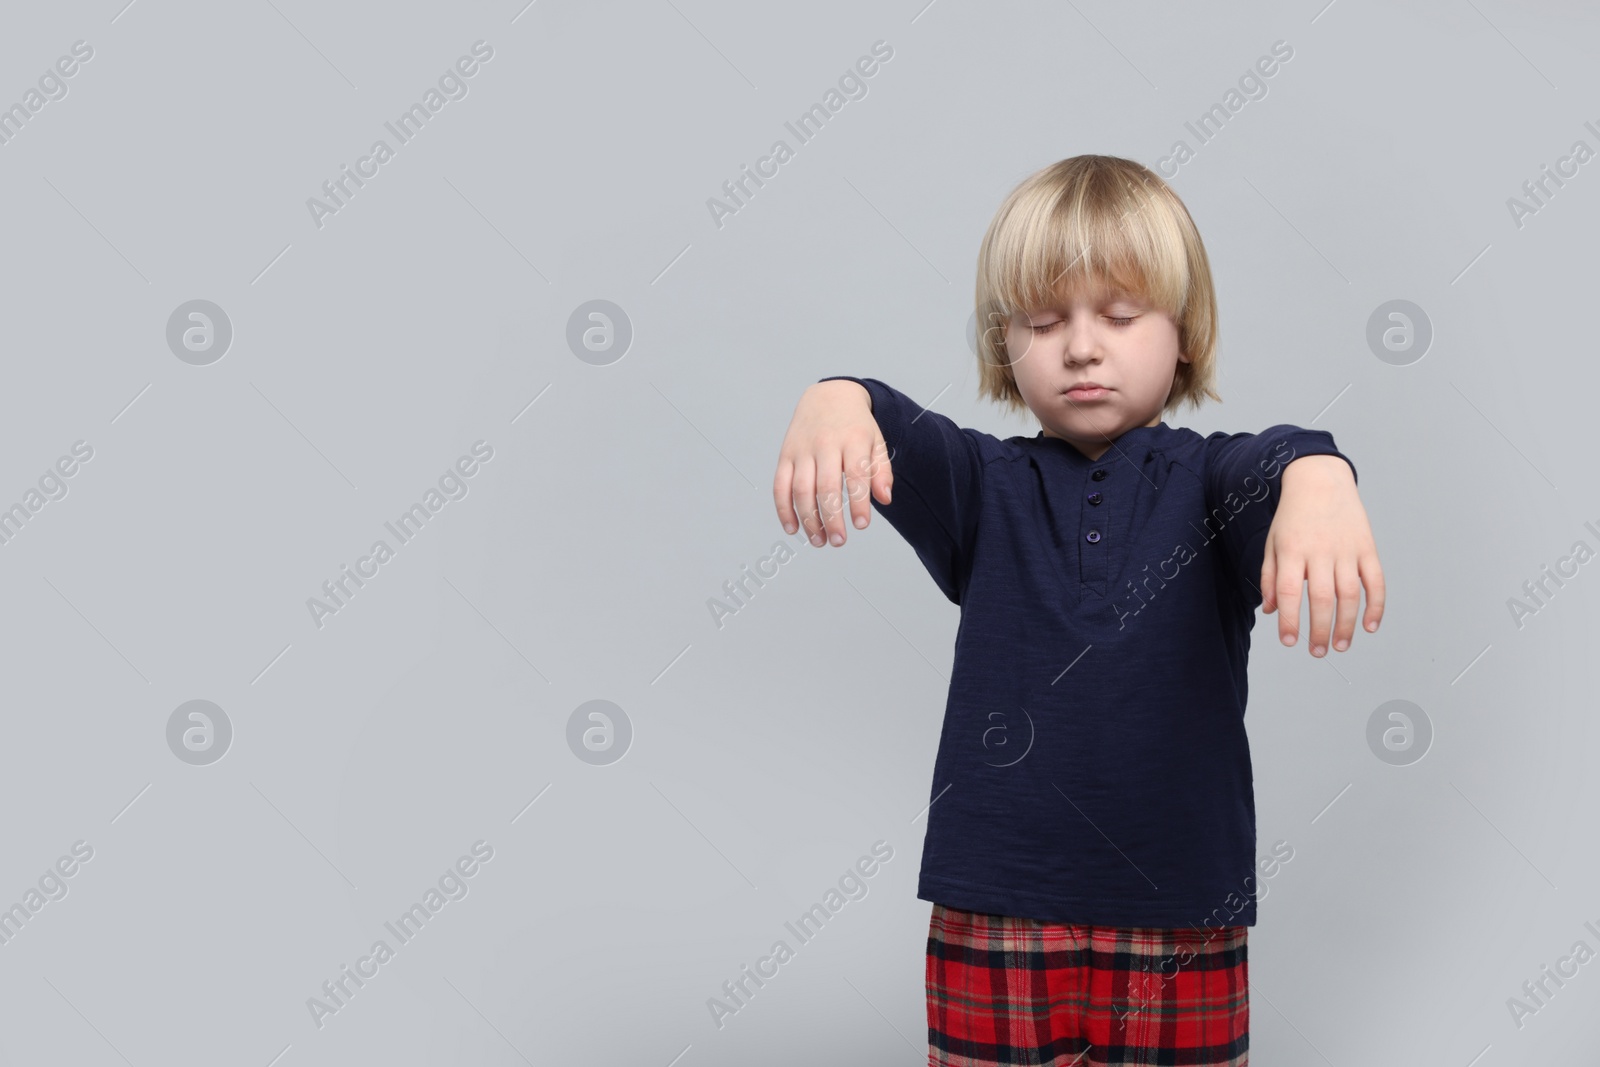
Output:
top-left (818, 376), bottom-right (1357, 928)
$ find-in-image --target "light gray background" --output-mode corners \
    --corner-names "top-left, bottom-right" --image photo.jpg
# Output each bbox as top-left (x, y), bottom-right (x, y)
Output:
top-left (0, 0), bottom-right (1595, 1063)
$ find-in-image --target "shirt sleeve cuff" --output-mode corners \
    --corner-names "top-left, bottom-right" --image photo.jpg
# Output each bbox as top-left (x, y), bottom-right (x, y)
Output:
top-left (1275, 430), bottom-right (1357, 486)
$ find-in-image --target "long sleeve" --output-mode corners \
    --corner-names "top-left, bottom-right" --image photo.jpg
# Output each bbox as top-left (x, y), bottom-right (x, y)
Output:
top-left (1202, 424), bottom-right (1357, 610)
top-left (816, 376), bottom-right (988, 604)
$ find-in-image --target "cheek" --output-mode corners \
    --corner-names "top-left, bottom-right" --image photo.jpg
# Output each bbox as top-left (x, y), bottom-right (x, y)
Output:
top-left (1004, 329), bottom-right (1037, 372)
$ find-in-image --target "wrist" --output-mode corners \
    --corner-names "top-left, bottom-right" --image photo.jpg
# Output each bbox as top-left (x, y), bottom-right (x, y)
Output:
top-left (812, 378), bottom-right (872, 412)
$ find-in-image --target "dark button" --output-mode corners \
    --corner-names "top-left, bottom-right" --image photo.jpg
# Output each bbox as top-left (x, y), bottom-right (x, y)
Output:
top-left (1085, 529), bottom-right (1101, 543)
top-left (1087, 491), bottom-right (1103, 505)
top-left (1091, 469), bottom-right (1108, 481)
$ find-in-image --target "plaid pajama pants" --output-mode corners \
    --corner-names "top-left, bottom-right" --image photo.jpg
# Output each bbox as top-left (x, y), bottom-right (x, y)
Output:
top-left (926, 903), bottom-right (1249, 1066)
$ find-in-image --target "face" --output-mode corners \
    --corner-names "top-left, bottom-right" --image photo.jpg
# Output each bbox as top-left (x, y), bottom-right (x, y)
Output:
top-left (1002, 281), bottom-right (1189, 461)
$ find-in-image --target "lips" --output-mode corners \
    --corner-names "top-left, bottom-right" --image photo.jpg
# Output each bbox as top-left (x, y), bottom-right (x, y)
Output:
top-left (1064, 382), bottom-right (1110, 399)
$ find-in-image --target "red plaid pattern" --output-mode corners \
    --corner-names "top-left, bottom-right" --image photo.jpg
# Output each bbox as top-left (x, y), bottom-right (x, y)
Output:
top-left (926, 904), bottom-right (1249, 1066)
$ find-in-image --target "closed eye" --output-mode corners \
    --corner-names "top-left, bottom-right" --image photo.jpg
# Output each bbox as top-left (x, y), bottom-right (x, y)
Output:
top-left (1030, 316), bottom-right (1134, 332)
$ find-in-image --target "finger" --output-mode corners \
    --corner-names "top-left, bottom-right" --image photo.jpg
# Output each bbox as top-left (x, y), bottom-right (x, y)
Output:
top-left (815, 447), bottom-right (848, 546)
top-left (792, 453), bottom-right (825, 547)
top-left (1331, 554), bottom-right (1361, 652)
top-left (1275, 553), bottom-right (1304, 647)
top-left (842, 434), bottom-right (879, 531)
top-left (774, 455), bottom-right (799, 534)
top-left (1306, 556), bottom-right (1335, 656)
top-left (1360, 549), bottom-right (1385, 633)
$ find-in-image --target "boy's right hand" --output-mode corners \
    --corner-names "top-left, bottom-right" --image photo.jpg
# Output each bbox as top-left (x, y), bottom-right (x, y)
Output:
top-left (773, 380), bottom-right (894, 547)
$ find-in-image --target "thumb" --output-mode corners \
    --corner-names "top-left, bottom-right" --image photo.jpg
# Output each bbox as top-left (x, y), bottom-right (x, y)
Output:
top-left (1259, 531), bottom-right (1277, 614)
top-left (871, 432), bottom-right (893, 505)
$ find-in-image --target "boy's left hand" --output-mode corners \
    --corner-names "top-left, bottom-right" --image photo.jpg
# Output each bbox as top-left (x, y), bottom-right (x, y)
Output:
top-left (1260, 455), bottom-right (1385, 656)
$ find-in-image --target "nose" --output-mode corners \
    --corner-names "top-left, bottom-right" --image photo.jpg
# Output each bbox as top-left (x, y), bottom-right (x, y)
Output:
top-left (1063, 318), bottom-right (1099, 365)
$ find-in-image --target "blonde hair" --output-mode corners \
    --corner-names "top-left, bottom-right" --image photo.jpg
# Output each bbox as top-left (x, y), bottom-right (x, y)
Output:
top-left (974, 155), bottom-right (1221, 418)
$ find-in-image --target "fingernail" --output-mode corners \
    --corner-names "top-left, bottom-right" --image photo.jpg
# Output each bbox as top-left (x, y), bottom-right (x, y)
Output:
top-left (854, 515), bottom-right (867, 528)
top-left (1313, 644), bottom-right (1326, 656)
top-left (885, 485), bottom-right (892, 503)
top-left (1334, 638), bottom-right (1349, 651)
top-left (1281, 634), bottom-right (1294, 646)
top-left (784, 522), bottom-right (796, 534)
top-left (1366, 620), bottom-right (1378, 631)
top-left (830, 532), bottom-right (843, 546)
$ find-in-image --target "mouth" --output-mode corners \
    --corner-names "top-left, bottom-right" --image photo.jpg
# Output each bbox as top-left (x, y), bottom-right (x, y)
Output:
top-left (1063, 383), bottom-right (1111, 400)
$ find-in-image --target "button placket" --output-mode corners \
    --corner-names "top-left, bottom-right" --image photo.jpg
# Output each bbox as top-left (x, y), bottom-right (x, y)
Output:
top-left (1081, 467), bottom-right (1109, 594)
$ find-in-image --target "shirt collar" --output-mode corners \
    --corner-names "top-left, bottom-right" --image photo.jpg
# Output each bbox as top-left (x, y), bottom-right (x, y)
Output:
top-left (1032, 422), bottom-right (1170, 462)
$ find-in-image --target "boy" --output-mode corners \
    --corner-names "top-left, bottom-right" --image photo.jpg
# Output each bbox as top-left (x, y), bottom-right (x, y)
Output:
top-left (771, 155), bottom-right (1384, 1066)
